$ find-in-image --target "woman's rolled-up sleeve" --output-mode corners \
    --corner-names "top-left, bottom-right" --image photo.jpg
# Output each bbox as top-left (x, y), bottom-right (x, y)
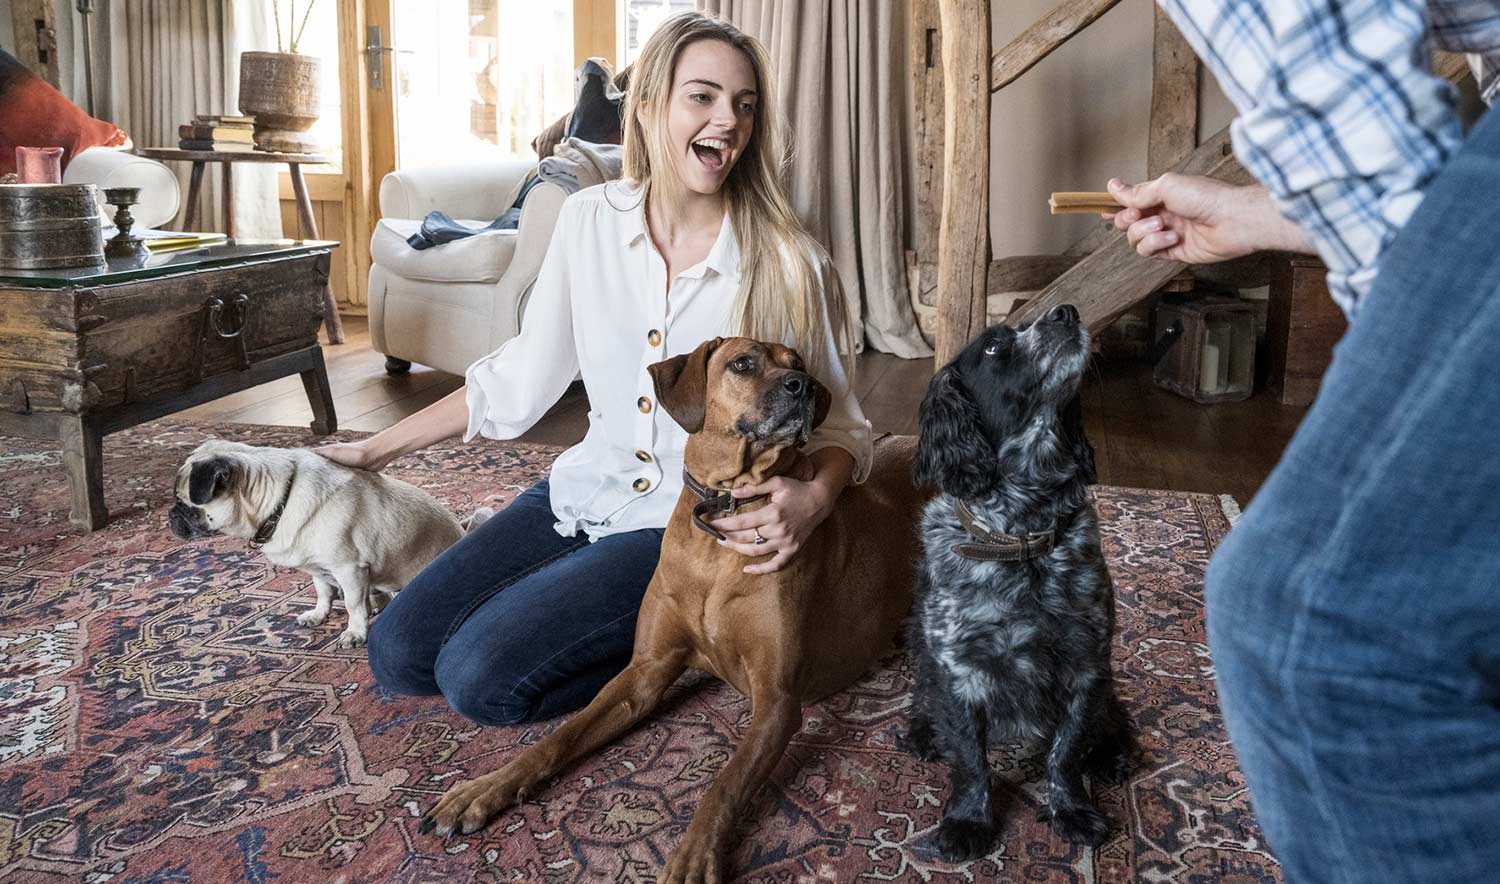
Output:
top-left (463, 199), bottom-right (581, 442)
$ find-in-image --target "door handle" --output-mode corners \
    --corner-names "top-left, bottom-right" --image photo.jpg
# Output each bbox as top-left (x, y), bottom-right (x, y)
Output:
top-left (365, 25), bottom-right (412, 90)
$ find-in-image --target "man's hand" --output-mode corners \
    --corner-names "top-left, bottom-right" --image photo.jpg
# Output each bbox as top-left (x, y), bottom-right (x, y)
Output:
top-left (1105, 175), bottom-right (1312, 262)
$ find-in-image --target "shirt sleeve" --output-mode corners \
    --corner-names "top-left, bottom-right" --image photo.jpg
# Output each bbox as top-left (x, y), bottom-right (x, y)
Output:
top-left (801, 251), bottom-right (874, 484)
top-left (463, 198), bottom-right (582, 442)
top-left (1161, 0), bottom-right (1464, 317)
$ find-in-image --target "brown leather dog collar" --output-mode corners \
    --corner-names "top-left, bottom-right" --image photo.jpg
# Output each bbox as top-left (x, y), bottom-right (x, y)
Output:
top-left (682, 469), bottom-right (769, 541)
top-left (951, 498), bottom-right (1058, 562)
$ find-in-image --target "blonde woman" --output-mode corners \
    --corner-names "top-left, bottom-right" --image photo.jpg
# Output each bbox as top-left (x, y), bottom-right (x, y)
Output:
top-left (315, 12), bottom-right (871, 727)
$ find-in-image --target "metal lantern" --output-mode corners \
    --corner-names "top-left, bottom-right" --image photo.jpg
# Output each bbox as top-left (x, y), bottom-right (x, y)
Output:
top-left (1149, 295), bottom-right (1257, 404)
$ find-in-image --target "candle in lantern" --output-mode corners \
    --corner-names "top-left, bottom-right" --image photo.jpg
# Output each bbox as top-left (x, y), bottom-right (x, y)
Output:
top-left (1199, 341), bottom-right (1221, 393)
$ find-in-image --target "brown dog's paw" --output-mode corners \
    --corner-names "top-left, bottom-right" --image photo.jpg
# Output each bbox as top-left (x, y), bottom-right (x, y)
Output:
top-left (661, 828), bottom-right (726, 884)
top-left (419, 772), bottom-right (524, 838)
top-left (1047, 805), bottom-right (1110, 846)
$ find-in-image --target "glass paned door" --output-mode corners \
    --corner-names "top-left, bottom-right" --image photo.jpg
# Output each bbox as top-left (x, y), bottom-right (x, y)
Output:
top-left (620, 0), bottom-right (695, 66)
top-left (389, 0), bottom-right (578, 167)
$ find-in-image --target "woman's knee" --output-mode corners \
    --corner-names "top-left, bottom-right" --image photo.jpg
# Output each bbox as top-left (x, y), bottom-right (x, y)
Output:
top-left (433, 652), bottom-right (539, 726)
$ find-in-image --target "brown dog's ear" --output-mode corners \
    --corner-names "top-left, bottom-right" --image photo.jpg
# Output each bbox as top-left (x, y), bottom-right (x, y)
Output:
top-left (647, 336), bottom-right (724, 434)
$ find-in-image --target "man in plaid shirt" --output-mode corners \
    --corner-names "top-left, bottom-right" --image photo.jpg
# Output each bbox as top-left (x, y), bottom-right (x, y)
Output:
top-left (1106, 2), bottom-right (1500, 881)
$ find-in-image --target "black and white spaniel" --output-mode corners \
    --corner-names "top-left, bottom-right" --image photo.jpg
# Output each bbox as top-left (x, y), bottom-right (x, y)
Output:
top-left (905, 304), bottom-right (1132, 860)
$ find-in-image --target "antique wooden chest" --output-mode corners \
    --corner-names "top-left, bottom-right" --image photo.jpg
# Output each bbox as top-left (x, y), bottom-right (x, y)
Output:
top-left (0, 241), bottom-right (340, 529)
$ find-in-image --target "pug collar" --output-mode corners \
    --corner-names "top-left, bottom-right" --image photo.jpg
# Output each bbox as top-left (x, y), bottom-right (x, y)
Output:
top-left (251, 465), bottom-right (298, 547)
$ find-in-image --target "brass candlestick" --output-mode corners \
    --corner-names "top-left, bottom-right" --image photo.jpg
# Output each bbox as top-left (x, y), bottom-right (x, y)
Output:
top-left (102, 187), bottom-right (149, 260)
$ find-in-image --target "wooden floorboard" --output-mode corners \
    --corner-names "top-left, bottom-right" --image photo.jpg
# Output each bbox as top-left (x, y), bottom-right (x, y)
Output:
top-left (181, 316), bottom-right (1307, 504)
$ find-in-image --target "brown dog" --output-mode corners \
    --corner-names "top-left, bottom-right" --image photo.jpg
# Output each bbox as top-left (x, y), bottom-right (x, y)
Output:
top-left (421, 336), bottom-right (922, 882)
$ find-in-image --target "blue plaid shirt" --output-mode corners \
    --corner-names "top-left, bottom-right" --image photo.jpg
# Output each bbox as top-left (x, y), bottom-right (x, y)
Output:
top-left (1161, 1), bottom-right (1500, 317)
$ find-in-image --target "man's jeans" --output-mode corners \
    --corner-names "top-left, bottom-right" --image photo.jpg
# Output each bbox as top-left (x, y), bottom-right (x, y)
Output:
top-left (367, 480), bottom-right (664, 725)
top-left (1206, 108), bottom-right (1500, 882)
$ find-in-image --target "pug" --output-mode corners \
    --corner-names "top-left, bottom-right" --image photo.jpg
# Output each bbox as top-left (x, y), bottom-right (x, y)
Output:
top-left (168, 439), bottom-right (490, 648)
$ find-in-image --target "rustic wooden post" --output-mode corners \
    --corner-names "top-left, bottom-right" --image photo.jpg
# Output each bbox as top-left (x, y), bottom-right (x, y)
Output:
top-left (934, 0), bottom-right (991, 366)
top-left (908, 0), bottom-right (945, 321)
top-left (1146, 5), bottom-right (1199, 178)
top-left (9, 0), bottom-right (61, 87)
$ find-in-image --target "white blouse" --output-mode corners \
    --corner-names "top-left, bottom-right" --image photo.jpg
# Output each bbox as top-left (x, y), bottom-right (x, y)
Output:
top-left (464, 180), bottom-right (873, 541)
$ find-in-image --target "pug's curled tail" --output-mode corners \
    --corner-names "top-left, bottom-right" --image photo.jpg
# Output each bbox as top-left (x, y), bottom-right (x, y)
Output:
top-left (461, 507), bottom-right (495, 534)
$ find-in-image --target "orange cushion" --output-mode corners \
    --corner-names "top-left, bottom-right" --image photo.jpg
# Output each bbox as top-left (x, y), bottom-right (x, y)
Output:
top-left (0, 49), bottom-right (127, 176)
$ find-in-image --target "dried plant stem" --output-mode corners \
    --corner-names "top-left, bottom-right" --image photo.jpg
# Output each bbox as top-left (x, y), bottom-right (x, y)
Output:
top-left (273, 2), bottom-right (284, 52)
top-left (292, 0), bottom-right (317, 54)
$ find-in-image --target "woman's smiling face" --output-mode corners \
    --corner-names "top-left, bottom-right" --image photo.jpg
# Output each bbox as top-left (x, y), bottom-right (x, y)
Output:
top-left (663, 39), bottom-right (758, 196)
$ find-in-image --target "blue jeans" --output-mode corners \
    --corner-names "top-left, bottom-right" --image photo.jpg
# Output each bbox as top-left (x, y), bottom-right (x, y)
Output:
top-left (1205, 108), bottom-right (1500, 882)
top-left (368, 480), bottom-right (664, 725)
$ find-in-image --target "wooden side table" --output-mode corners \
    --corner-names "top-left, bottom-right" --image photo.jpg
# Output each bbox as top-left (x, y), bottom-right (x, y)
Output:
top-left (134, 147), bottom-right (347, 344)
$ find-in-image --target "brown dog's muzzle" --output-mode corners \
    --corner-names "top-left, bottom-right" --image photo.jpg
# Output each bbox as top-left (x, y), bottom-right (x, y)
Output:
top-left (737, 368), bottom-right (827, 447)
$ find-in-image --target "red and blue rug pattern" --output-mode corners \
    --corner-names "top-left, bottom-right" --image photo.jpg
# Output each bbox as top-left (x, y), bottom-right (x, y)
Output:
top-left (0, 420), bottom-right (1278, 883)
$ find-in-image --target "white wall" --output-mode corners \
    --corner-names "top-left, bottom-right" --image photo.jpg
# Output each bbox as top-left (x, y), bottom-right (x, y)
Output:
top-left (986, 0), bottom-right (1236, 258)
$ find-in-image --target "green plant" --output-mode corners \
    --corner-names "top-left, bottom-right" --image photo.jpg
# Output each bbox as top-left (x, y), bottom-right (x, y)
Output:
top-left (273, 1), bottom-right (319, 55)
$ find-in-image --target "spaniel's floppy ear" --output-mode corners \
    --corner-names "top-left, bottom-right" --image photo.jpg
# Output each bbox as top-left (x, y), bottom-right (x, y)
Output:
top-left (188, 456), bottom-right (237, 505)
top-left (913, 365), bottom-right (996, 499)
top-left (1061, 393), bottom-right (1097, 484)
top-left (648, 336), bottom-right (724, 434)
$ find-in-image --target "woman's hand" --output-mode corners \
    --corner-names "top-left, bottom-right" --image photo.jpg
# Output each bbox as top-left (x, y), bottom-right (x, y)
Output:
top-left (711, 475), bottom-right (839, 575)
top-left (1105, 175), bottom-right (1312, 262)
top-left (313, 438), bottom-right (395, 472)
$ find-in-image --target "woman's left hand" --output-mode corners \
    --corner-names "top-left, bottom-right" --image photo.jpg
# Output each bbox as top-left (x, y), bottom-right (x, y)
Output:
top-left (712, 476), bottom-right (838, 574)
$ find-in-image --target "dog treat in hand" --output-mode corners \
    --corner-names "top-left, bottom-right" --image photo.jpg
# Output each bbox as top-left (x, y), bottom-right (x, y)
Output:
top-left (1049, 191), bottom-right (1123, 214)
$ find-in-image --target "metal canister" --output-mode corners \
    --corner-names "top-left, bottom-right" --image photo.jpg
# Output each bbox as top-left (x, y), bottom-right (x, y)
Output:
top-left (0, 183), bottom-right (106, 270)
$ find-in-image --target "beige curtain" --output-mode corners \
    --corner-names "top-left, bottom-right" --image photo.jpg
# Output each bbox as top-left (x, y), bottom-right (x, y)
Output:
top-left (59, 0), bottom-right (280, 237)
top-left (699, 0), bottom-right (931, 358)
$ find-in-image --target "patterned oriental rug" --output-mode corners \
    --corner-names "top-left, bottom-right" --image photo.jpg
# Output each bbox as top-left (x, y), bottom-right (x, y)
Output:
top-left (0, 421), bottom-right (1280, 883)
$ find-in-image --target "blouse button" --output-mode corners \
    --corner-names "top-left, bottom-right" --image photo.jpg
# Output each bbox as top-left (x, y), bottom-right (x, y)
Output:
top-left (633, 477), bottom-right (651, 493)
top-left (647, 329), bottom-right (662, 347)
top-left (637, 396), bottom-right (652, 413)
top-left (635, 449), bottom-right (652, 463)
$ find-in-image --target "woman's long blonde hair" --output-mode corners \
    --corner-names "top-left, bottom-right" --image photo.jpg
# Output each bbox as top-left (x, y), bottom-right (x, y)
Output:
top-left (621, 12), bottom-right (854, 377)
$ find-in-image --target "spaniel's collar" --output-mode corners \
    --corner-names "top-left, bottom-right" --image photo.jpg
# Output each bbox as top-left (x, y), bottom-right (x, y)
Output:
top-left (250, 465), bottom-right (297, 547)
top-left (682, 469), bottom-right (769, 541)
top-left (951, 498), bottom-right (1058, 562)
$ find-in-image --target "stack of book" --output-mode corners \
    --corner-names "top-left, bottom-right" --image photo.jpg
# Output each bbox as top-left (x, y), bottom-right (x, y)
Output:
top-left (178, 115), bottom-right (256, 152)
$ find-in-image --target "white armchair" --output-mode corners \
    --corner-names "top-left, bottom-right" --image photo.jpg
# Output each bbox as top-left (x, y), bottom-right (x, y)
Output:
top-left (64, 147), bottom-right (182, 230)
top-left (367, 160), bottom-right (567, 376)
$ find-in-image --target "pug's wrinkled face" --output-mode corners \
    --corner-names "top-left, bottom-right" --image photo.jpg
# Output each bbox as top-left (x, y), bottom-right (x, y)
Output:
top-left (168, 442), bottom-right (246, 540)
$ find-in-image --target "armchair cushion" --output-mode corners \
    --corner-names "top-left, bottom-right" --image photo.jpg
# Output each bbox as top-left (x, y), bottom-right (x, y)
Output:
top-left (371, 218), bottom-right (517, 284)
top-left (65, 148), bottom-right (181, 229)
